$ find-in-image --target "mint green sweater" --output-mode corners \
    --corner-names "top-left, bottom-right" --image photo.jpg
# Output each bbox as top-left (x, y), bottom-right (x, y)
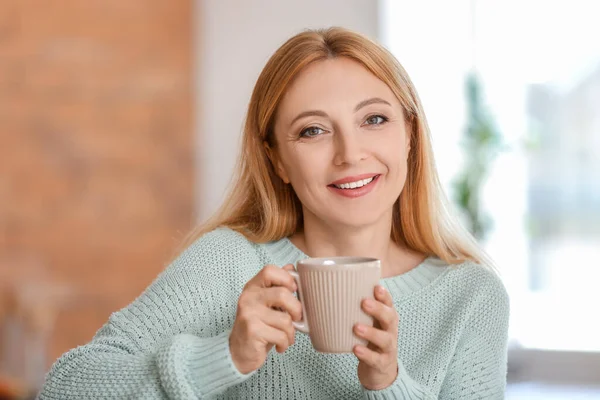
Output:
top-left (39, 228), bottom-right (509, 399)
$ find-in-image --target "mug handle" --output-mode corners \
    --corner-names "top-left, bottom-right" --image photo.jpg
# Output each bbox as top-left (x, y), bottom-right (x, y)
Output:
top-left (287, 270), bottom-right (309, 334)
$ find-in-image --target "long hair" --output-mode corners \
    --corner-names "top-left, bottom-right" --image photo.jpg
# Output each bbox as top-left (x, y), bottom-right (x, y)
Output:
top-left (179, 27), bottom-right (493, 268)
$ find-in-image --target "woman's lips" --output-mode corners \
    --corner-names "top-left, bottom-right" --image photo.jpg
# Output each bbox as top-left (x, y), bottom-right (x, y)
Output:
top-left (328, 174), bottom-right (380, 198)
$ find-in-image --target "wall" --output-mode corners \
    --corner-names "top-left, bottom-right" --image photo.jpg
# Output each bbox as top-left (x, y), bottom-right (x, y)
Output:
top-left (0, 0), bottom-right (193, 374)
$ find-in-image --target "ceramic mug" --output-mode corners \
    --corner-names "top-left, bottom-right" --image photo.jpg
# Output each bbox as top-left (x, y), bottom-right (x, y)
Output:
top-left (288, 257), bottom-right (381, 353)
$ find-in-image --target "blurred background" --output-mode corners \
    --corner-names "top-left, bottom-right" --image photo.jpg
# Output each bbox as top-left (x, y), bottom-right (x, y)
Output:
top-left (0, 0), bottom-right (598, 399)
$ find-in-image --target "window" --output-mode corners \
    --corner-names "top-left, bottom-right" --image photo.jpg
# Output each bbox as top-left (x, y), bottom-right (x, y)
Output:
top-left (382, 0), bottom-right (600, 353)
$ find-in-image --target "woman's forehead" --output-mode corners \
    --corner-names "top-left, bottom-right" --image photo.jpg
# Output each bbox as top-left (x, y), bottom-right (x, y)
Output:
top-left (277, 58), bottom-right (401, 121)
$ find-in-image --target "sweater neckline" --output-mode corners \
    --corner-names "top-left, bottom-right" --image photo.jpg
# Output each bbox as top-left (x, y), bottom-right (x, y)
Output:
top-left (266, 236), bottom-right (449, 298)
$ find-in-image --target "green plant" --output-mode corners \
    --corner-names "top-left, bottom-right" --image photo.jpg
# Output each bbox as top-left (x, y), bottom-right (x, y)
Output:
top-left (452, 71), bottom-right (503, 241)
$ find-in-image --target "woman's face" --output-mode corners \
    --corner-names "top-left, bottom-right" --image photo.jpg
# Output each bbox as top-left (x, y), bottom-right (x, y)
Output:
top-left (272, 57), bottom-right (411, 230)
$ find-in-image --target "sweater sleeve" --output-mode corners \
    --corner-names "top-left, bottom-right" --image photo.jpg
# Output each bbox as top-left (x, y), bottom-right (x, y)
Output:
top-left (38, 229), bottom-right (256, 399)
top-left (362, 361), bottom-right (436, 400)
top-left (438, 272), bottom-right (510, 399)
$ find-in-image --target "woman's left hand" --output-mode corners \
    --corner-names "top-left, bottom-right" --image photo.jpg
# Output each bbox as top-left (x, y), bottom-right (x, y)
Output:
top-left (353, 285), bottom-right (399, 390)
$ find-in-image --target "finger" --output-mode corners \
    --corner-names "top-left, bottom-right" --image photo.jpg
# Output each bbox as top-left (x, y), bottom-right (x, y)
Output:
top-left (282, 264), bottom-right (298, 292)
top-left (262, 286), bottom-right (303, 321)
top-left (354, 323), bottom-right (395, 352)
top-left (353, 344), bottom-right (385, 370)
top-left (362, 298), bottom-right (398, 332)
top-left (374, 285), bottom-right (393, 307)
top-left (248, 265), bottom-right (297, 292)
top-left (259, 323), bottom-right (291, 353)
top-left (261, 308), bottom-right (296, 347)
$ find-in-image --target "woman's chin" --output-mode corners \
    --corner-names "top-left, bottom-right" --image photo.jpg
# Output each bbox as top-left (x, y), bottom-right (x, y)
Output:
top-left (325, 213), bottom-right (383, 230)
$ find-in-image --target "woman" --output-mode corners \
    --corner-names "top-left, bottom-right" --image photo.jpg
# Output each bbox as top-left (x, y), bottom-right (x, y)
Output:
top-left (39, 27), bottom-right (509, 399)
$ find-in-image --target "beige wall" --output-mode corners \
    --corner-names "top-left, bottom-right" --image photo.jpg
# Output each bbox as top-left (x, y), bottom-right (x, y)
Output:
top-left (195, 0), bottom-right (380, 221)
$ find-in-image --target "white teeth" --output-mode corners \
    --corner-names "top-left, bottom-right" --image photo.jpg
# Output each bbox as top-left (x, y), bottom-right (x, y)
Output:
top-left (334, 176), bottom-right (375, 189)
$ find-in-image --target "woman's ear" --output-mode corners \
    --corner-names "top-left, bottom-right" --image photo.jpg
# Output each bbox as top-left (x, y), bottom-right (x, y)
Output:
top-left (263, 142), bottom-right (290, 184)
top-left (405, 120), bottom-right (413, 158)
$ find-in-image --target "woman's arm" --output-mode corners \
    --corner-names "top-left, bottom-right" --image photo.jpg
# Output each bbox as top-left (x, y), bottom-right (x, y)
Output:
top-left (38, 229), bottom-right (255, 399)
top-left (438, 275), bottom-right (510, 399)
top-left (39, 329), bottom-right (246, 399)
top-left (359, 285), bottom-right (437, 400)
top-left (362, 267), bottom-right (509, 400)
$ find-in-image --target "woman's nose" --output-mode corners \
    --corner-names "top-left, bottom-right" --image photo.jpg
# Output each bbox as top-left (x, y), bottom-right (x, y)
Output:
top-left (332, 128), bottom-right (367, 166)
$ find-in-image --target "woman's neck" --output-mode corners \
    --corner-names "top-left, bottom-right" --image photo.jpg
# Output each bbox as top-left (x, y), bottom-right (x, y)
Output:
top-left (289, 212), bottom-right (426, 278)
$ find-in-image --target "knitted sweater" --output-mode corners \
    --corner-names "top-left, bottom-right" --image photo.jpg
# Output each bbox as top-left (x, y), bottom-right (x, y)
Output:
top-left (39, 228), bottom-right (509, 399)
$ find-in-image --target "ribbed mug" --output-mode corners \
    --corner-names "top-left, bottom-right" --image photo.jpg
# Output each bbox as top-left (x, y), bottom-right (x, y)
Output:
top-left (288, 257), bottom-right (381, 353)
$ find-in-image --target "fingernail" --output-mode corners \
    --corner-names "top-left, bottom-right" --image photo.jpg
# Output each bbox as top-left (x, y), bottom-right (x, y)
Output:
top-left (364, 299), bottom-right (374, 308)
top-left (354, 345), bottom-right (364, 355)
top-left (355, 324), bottom-right (366, 334)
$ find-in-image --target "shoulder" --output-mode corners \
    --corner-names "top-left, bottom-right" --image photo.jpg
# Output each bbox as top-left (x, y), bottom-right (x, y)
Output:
top-left (439, 261), bottom-right (510, 320)
top-left (175, 227), bottom-right (258, 265)
top-left (446, 261), bottom-right (508, 298)
top-left (98, 228), bottom-right (259, 348)
top-left (162, 227), bottom-right (264, 283)
top-left (191, 226), bottom-right (255, 249)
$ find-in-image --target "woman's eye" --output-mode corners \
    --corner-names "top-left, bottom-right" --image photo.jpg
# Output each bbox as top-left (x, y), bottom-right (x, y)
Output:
top-left (364, 115), bottom-right (387, 125)
top-left (300, 126), bottom-right (325, 138)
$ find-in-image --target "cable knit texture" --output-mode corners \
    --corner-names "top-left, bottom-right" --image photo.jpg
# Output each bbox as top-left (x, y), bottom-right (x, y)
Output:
top-left (39, 228), bottom-right (509, 399)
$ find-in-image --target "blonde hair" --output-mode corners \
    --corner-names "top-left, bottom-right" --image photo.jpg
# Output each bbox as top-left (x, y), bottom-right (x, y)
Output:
top-left (181, 27), bottom-right (493, 268)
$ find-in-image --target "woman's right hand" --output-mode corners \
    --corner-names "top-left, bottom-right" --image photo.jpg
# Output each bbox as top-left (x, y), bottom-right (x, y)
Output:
top-left (229, 264), bottom-right (302, 374)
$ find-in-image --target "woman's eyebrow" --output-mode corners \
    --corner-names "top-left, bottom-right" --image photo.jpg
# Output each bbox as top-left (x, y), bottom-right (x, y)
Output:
top-left (290, 110), bottom-right (328, 126)
top-left (354, 97), bottom-right (391, 112)
top-left (289, 97), bottom-right (391, 127)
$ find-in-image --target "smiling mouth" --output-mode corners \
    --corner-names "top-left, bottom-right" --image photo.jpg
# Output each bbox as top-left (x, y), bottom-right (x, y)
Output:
top-left (329, 175), bottom-right (380, 190)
